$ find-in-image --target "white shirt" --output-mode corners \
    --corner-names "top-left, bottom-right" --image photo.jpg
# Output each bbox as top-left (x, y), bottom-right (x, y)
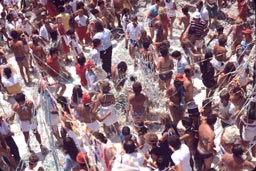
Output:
top-left (1, 74), bottom-right (19, 87)
top-left (3, 0), bottom-right (18, 6)
top-left (75, 15), bottom-right (88, 27)
top-left (16, 19), bottom-right (32, 36)
top-left (39, 25), bottom-right (50, 42)
top-left (126, 22), bottom-right (144, 41)
top-left (165, 0), bottom-right (176, 17)
top-left (198, 6), bottom-right (209, 22)
top-left (93, 28), bottom-right (112, 51)
top-left (90, 48), bottom-right (102, 66)
top-left (177, 56), bottom-right (188, 74)
top-left (219, 101), bottom-right (236, 125)
top-left (210, 58), bottom-right (225, 72)
top-left (6, 21), bottom-right (15, 39)
top-left (69, 36), bottom-right (83, 55)
top-left (171, 144), bottom-right (192, 171)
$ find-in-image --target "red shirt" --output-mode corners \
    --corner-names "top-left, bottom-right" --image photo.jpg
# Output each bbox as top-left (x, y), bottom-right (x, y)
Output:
top-left (76, 64), bottom-right (87, 86)
top-left (46, 55), bottom-right (60, 78)
top-left (238, 0), bottom-right (247, 21)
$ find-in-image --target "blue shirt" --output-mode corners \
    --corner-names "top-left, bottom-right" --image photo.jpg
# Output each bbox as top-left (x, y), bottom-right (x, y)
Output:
top-left (177, 57), bottom-right (188, 74)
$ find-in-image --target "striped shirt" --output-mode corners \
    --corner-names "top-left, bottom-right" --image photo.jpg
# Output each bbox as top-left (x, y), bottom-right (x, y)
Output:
top-left (190, 19), bottom-right (207, 39)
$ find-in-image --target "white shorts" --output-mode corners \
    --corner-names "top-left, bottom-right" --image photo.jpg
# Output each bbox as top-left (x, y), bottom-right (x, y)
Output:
top-left (167, 9), bottom-right (176, 18)
top-left (86, 121), bottom-right (100, 132)
top-left (20, 119), bottom-right (38, 132)
top-left (195, 39), bottom-right (204, 49)
top-left (50, 114), bottom-right (59, 126)
top-left (99, 106), bottom-right (118, 126)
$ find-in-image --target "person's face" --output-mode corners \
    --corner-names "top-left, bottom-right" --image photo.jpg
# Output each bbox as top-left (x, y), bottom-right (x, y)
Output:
top-left (132, 20), bottom-right (138, 27)
top-left (220, 97), bottom-right (229, 106)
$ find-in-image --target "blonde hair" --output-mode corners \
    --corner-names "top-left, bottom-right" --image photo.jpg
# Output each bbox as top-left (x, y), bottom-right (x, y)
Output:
top-left (222, 125), bottom-right (240, 144)
top-left (144, 132), bottom-right (158, 143)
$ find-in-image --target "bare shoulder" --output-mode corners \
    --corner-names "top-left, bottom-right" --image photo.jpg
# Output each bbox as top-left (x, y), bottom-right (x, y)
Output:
top-left (12, 103), bottom-right (19, 111)
top-left (26, 100), bottom-right (34, 107)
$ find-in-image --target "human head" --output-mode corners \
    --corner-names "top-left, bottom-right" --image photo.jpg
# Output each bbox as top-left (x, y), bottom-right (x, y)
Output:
top-left (206, 115), bottom-right (217, 126)
top-left (58, 6), bottom-right (65, 13)
top-left (130, 15), bottom-right (138, 27)
top-left (121, 126), bottom-right (131, 136)
top-left (168, 134), bottom-right (181, 150)
top-left (142, 39), bottom-right (151, 50)
top-left (72, 85), bottom-right (83, 103)
top-left (158, 7), bottom-right (167, 19)
top-left (184, 65), bottom-right (193, 77)
top-left (171, 50), bottom-right (181, 60)
top-left (15, 93), bottom-right (26, 103)
top-left (93, 132), bottom-right (108, 144)
top-left (181, 117), bottom-right (193, 129)
top-left (204, 49), bottom-right (213, 61)
top-left (242, 29), bottom-right (252, 39)
top-left (232, 144), bottom-right (244, 157)
top-left (132, 82), bottom-right (142, 95)
top-left (6, 13), bottom-right (13, 22)
top-left (57, 96), bottom-right (68, 110)
top-left (144, 132), bottom-right (158, 147)
top-left (82, 93), bottom-right (92, 105)
top-left (123, 140), bottom-right (136, 153)
top-left (219, 89), bottom-right (230, 106)
top-left (218, 35), bottom-right (227, 46)
top-left (196, 0), bottom-right (203, 10)
top-left (156, 155), bottom-right (169, 170)
top-left (159, 45), bottom-right (169, 57)
top-left (98, 0), bottom-right (105, 7)
top-left (49, 47), bottom-right (58, 56)
top-left (182, 6), bottom-right (189, 15)
top-left (77, 56), bottom-right (86, 66)
top-left (224, 62), bottom-right (236, 74)
top-left (101, 81), bottom-right (111, 93)
top-left (28, 154), bottom-right (39, 168)
top-left (92, 38), bottom-right (101, 49)
top-left (10, 30), bottom-right (19, 40)
top-left (94, 20), bottom-right (104, 32)
top-left (3, 67), bottom-right (12, 78)
top-left (216, 25), bottom-right (224, 34)
top-left (117, 61), bottom-right (127, 73)
top-left (50, 30), bottom-right (58, 41)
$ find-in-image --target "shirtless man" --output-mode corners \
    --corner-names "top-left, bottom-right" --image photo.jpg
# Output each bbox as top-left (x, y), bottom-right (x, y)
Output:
top-left (157, 44), bottom-right (174, 90)
top-left (93, 81), bottom-right (120, 136)
top-left (29, 35), bottom-right (47, 76)
top-left (218, 144), bottom-right (255, 171)
top-left (127, 82), bottom-right (149, 125)
top-left (77, 93), bottom-right (111, 133)
top-left (7, 93), bottom-right (45, 153)
top-left (166, 74), bottom-right (186, 123)
top-left (212, 35), bottom-right (228, 72)
top-left (9, 29), bottom-right (31, 84)
top-left (183, 65), bottom-right (194, 104)
top-left (195, 115), bottom-right (216, 171)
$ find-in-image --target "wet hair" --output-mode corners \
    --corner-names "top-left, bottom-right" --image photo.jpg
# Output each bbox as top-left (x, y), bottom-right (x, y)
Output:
top-left (28, 154), bottom-right (39, 165)
top-left (232, 144), bottom-right (244, 157)
top-left (122, 8), bottom-right (130, 16)
top-left (98, 0), bottom-right (105, 6)
top-left (93, 132), bottom-right (108, 144)
top-left (159, 45), bottom-right (169, 57)
top-left (181, 117), bottom-right (193, 129)
top-left (142, 39), bottom-right (151, 50)
top-left (156, 155), bottom-right (169, 170)
top-left (71, 85), bottom-right (83, 104)
top-left (77, 56), bottom-right (86, 66)
top-left (90, 9), bottom-right (99, 15)
top-left (171, 50), bottom-right (181, 59)
top-left (94, 20), bottom-right (104, 32)
top-left (92, 38), bottom-right (101, 48)
top-left (206, 115), bottom-right (217, 125)
top-left (10, 30), bottom-right (19, 39)
top-left (66, 29), bottom-right (75, 35)
top-left (224, 62), bottom-right (236, 75)
top-left (121, 126), bottom-right (131, 136)
top-left (6, 13), bottom-right (13, 21)
top-left (63, 137), bottom-right (79, 161)
top-left (218, 35), bottom-right (227, 46)
top-left (130, 15), bottom-right (137, 22)
top-left (49, 47), bottom-right (58, 55)
top-left (3, 67), bottom-right (12, 78)
top-left (50, 30), bottom-right (58, 41)
top-left (132, 82), bottom-right (142, 95)
top-left (123, 140), bottom-right (136, 153)
top-left (181, 7), bottom-right (189, 15)
top-left (216, 25), bottom-right (224, 33)
top-left (101, 81), bottom-right (111, 93)
top-left (117, 61), bottom-right (127, 72)
top-left (15, 93), bottom-right (26, 102)
top-left (77, 1), bottom-right (85, 9)
top-left (205, 49), bottom-right (213, 60)
top-left (168, 135), bottom-right (181, 150)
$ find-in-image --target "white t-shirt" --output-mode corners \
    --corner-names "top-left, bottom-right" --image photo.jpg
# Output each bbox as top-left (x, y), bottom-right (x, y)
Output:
top-left (90, 48), bottom-right (102, 66)
top-left (39, 25), bottom-right (50, 42)
top-left (75, 15), bottom-right (88, 27)
top-left (93, 28), bottom-right (112, 51)
top-left (165, 0), bottom-right (176, 17)
top-left (1, 74), bottom-right (19, 87)
top-left (177, 56), bottom-right (188, 74)
top-left (198, 6), bottom-right (209, 22)
top-left (126, 22), bottom-right (144, 41)
top-left (171, 144), bottom-right (192, 171)
top-left (219, 101), bottom-right (236, 125)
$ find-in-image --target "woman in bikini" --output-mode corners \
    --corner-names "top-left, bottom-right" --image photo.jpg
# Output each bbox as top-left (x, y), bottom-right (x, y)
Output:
top-left (157, 44), bottom-right (174, 90)
top-left (140, 39), bottom-right (155, 74)
top-left (93, 81), bottom-right (120, 137)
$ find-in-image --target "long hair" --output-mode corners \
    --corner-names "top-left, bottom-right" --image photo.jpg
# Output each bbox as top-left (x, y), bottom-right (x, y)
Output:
top-left (71, 85), bottom-right (83, 104)
top-left (63, 137), bottom-right (80, 161)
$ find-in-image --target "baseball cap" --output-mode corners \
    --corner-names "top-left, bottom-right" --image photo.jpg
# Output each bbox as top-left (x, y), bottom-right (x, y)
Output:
top-left (242, 29), bottom-right (252, 35)
top-left (193, 11), bottom-right (201, 19)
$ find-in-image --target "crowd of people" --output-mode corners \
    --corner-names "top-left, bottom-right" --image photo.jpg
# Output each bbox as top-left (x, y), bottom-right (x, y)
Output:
top-left (0, 0), bottom-right (255, 170)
